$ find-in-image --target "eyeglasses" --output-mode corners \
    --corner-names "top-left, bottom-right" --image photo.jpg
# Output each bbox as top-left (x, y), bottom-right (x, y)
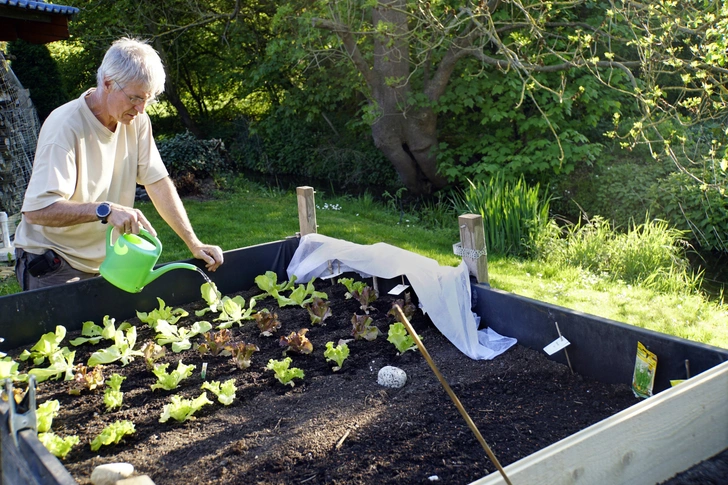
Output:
top-left (114, 81), bottom-right (157, 106)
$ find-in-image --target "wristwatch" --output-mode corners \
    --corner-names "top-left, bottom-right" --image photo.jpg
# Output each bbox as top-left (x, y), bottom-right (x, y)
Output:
top-left (96, 202), bottom-right (111, 224)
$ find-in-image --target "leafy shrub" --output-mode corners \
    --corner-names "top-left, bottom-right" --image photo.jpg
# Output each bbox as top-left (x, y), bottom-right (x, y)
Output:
top-left (157, 131), bottom-right (229, 195)
top-left (649, 172), bottom-right (728, 252)
top-left (452, 173), bottom-right (552, 257)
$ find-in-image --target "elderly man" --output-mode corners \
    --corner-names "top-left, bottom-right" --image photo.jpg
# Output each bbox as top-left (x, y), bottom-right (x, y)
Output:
top-left (14, 37), bottom-right (223, 291)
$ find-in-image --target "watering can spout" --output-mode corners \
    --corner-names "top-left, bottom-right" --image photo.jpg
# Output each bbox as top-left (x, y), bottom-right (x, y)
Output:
top-left (146, 262), bottom-right (199, 287)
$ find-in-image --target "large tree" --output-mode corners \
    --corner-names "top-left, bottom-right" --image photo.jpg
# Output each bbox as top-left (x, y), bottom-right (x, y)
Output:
top-left (278, 0), bottom-right (728, 194)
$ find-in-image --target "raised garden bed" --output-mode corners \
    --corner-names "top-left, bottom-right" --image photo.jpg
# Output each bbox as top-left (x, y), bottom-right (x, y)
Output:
top-left (1, 234), bottom-right (727, 485)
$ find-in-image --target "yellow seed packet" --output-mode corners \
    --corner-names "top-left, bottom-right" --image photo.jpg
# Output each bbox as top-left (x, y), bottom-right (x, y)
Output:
top-left (632, 341), bottom-right (657, 398)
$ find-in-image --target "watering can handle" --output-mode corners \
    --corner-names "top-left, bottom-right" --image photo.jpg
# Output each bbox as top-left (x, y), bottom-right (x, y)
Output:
top-left (105, 226), bottom-right (163, 251)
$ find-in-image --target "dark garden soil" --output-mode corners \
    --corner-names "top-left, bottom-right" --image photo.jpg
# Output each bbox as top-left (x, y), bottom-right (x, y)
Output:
top-left (17, 278), bottom-right (649, 485)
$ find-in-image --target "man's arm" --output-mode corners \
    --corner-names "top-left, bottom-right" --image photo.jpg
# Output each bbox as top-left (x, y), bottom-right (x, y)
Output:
top-left (23, 200), bottom-right (157, 236)
top-left (144, 176), bottom-right (224, 271)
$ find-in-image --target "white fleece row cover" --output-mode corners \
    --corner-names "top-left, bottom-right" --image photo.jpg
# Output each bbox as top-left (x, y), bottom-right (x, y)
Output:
top-left (286, 233), bottom-right (517, 360)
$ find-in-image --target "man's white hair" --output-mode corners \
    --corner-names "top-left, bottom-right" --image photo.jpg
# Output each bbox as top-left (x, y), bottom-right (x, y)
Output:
top-left (97, 37), bottom-right (166, 97)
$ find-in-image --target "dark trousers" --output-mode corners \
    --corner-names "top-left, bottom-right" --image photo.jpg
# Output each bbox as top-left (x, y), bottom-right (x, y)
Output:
top-left (15, 248), bottom-right (97, 291)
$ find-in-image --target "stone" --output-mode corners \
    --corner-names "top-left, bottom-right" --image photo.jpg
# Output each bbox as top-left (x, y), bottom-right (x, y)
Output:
top-left (377, 365), bottom-right (407, 388)
top-left (90, 462), bottom-right (134, 485)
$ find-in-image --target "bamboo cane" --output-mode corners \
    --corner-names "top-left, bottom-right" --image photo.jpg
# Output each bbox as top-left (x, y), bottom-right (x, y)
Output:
top-left (393, 305), bottom-right (513, 485)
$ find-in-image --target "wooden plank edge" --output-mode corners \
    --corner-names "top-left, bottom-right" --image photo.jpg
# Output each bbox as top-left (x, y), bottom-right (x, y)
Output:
top-left (469, 359), bottom-right (728, 485)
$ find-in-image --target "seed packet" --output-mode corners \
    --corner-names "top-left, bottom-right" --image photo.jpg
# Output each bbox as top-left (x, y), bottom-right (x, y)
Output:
top-left (632, 341), bottom-right (657, 398)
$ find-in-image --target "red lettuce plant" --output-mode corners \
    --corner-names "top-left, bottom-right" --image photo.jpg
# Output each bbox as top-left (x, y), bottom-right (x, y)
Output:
top-left (230, 342), bottom-right (259, 370)
top-left (279, 329), bottom-right (314, 355)
top-left (254, 309), bottom-right (282, 337)
top-left (351, 314), bottom-right (380, 341)
top-left (305, 297), bottom-right (332, 325)
top-left (196, 329), bottom-right (233, 356)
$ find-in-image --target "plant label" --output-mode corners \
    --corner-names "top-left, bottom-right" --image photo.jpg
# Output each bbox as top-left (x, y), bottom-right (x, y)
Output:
top-left (388, 284), bottom-right (410, 295)
top-left (543, 336), bottom-right (570, 355)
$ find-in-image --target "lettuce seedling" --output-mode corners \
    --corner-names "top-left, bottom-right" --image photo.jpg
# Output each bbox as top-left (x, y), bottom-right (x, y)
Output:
top-left (230, 342), bottom-right (259, 370)
top-left (69, 364), bottom-right (105, 395)
top-left (0, 357), bottom-right (26, 382)
top-left (351, 314), bottom-right (380, 341)
top-left (87, 326), bottom-right (142, 367)
top-left (387, 322), bottom-right (419, 354)
top-left (154, 319), bottom-right (212, 353)
top-left (388, 293), bottom-right (417, 321)
top-left (338, 278), bottom-right (377, 313)
top-left (141, 341), bottom-right (166, 371)
top-left (28, 348), bottom-right (76, 383)
top-left (324, 340), bottom-right (351, 372)
top-left (136, 297), bottom-right (189, 328)
top-left (38, 432), bottom-right (79, 459)
top-left (279, 329), bottom-right (314, 355)
top-left (276, 279), bottom-right (328, 308)
top-left (214, 296), bottom-right (257, 329)
top-left (201, 379), bottom-right (237, 405)
top-left (196, 329), bottom-right (233, 356)
top-left (159, 392), bottom-right (213, 423)
top-left (266, 357), bottom-right (305, 387)
top-left (254, 271), bottom-right (297, 299)
top-left (90, 420), bottom-right (135, 451)
top-left (37, 399), bottom-right (60, 433)
top-left (19, 326), bottom-right (67, 366)
top-left (195, 281), bottom-right (223, 317)
top-left (151, 361), bottom-right (196, 391)
top-left (68, 321), bottom-right (104, 346)
top-left (104, 373), bottom-right (126, 412)
top-left (254, 309), bottom-right (282, 337)
top-left (305, 297), bottom-right (332, 325)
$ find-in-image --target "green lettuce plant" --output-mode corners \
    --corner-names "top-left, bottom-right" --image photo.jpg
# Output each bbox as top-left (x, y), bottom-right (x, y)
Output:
top-left (28, 348), bottom-right (76, 383)
top-left (201, 379), bottom-right (237, 405)
top-left (151, 361), bottom-right (196, 391)
top-left (266, 357), bottom-right (304, 387)
top-left (87, 326), bottom-right (142, 367)
top-left (254, 271), bottom-right (297, 299)
top-left (19, 326), bottom-right (67, 366)
top-left (154, 320), bottom-right (212, 353)
top-left (36, 399), bottom-right (60, 433)
top-left (0, 357), bottom-right (26, 382)
top-left (159, 392), bottom-right (213, 423)
top-left (324, 340), bottom-right (350, 372)
top-left (136, 297), bottom-right (189, 328)
top-left (38, 432), bottom-right (79, 459)
top-left (104, 373), bottom-right (126, 412)
top-left (387, 322), bottom-right (419, 354)
top-left (90, 420), bottom-right (135, 451)
top-left (195, 281), bottom-right (223, 317)
top-left (214, 296), bottom-right (257, 328)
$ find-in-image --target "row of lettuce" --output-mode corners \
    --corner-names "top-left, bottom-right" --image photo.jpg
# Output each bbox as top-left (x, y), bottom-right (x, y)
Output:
top-left (1, 272), bottom-right (420, 459)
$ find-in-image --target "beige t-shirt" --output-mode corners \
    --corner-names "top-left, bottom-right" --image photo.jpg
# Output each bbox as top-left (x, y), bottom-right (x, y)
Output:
top-left (14, 89), bottom-right (169, 273)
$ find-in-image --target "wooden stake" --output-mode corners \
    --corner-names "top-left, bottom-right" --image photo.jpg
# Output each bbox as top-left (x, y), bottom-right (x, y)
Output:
top-left (555, 322), bottom-right (574, 375)
top-left (296, 186), bottom-right (317, 236)
top-left (458, 214), bottom-right (489, 284)
top-left (393, 305), bottom-right (513, 485)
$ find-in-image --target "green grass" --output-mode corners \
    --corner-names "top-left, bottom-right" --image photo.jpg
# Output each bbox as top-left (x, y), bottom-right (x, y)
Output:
top-left (2, 177), bottom-right (726, 349)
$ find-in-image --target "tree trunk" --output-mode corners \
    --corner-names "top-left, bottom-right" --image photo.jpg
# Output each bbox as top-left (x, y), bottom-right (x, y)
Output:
top-left (369, 0), bottom-right (448, 195)
top-left (152, 38), bottom-right (202, 137)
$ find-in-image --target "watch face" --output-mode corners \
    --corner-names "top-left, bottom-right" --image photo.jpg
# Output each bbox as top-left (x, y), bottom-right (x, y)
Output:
top-left (97, 203), bottom-right (111, 219)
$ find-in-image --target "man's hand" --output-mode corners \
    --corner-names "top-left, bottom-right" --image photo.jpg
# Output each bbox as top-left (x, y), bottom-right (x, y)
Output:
top-left (107, 203), bottom-right (157, 236)
top-left (190, 244), bottom-right (224, 272)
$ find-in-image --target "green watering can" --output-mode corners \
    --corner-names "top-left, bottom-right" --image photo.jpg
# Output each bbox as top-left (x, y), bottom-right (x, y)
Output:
top-left (99, 227), bottom-right (198, 293)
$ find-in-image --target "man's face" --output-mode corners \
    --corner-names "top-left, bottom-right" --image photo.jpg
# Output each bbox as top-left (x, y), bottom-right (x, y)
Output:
top-left (111, 81), bottom-right (155, 125)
